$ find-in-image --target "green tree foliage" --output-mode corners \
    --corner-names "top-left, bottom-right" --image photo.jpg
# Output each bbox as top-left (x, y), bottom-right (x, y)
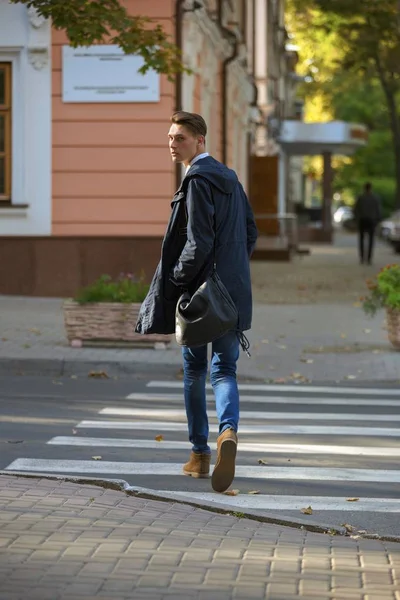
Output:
top-left (287, 0), bottom-right (400, 210)
top-left (10, 0), bottom-right (186, 77)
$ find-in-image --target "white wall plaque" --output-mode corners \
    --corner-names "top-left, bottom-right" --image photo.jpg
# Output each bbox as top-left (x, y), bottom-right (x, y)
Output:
top-left (62, 45), bottom-right (160, 103)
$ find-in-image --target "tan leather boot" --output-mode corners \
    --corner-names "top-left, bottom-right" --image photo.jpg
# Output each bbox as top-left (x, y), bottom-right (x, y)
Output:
top-left (183, 452), bottom-right (211, 478)
top-left (211, 428), bottom-right (237, 493)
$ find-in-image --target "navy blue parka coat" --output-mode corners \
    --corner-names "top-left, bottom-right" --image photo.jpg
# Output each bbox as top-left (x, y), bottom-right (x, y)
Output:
top-left (135, 156), bottom-right (258, 336)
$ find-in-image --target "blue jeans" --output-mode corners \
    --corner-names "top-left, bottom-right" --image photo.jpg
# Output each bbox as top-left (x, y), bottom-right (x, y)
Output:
top-left (182, 331), bottom-right (240, 454)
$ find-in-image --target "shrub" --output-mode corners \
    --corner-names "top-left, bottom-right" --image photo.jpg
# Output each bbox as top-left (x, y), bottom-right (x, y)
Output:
top-left (362, 264), bottom-right (400, 317)
top-left (74, 274), bottom-right (149, 304)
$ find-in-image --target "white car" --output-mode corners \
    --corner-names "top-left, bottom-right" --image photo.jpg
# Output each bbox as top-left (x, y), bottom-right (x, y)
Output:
top-left (384, 211), bottom-right (400, 253)
top-left (333, 206), bottom-right (353, 225)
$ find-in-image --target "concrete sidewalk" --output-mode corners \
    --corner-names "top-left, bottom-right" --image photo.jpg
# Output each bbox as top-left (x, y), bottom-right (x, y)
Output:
top-left (0, 295), bottom-right (398, 383)
top-left (0, 232), bottom-right (398, 383)
top-left (0, 474), bottom-right (399, 600)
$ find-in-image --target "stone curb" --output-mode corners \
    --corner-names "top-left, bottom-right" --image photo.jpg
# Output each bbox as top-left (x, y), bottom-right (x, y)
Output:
top-left (3, 470), bottom-right (400, 543)
top-left (1, 356), bottom-right (400, 386)
top-left (0, 357), bottom-right (182, 379)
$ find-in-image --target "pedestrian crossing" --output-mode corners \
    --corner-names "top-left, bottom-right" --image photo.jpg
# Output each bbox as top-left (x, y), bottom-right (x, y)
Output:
top-left (4, 380), bottom-right (400, 518)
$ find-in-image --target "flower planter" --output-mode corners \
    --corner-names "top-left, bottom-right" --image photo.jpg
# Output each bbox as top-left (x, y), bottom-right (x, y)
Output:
top-left (386, 307), bottom-right (400, 350)
top-left (63, 300), bottom-right (172, 348)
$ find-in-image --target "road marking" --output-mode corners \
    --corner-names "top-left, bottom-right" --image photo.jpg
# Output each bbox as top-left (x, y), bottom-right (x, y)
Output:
top-left (163, 493), bottom-right (400, 513)
top-left (146, 381), bottom-right (400, 397)
top-left (99, 407), bottom-right (400, 422)
top-left (126, 392), bottom-right (400, 407)
top-left (75, 420), bottom-right (400, 437)
top-left (47, 436), bottom-right (400, 457)
top-left (5, 459), bottom-right (400, 482)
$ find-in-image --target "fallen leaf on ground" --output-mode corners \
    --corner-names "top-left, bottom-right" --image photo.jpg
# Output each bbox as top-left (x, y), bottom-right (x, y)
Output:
top-left (88, 371), bottom-right (109, 379)
top-left (261, 339), bottom-right (269, 344)
top-left (346, 498), bottom-right (360, 502)
top-left (372, 349), bottom-right (382, 354)
top-left (301, 506), bottom-right (313, 515)
top-left (341, 523), bottom-right (355, 533)
top-left (340, 333), bottom-right (347, 339)
top-left (224, 489), bottom-right (239, 496)
top-left (28, 328), bottom-right (41, 335)
top-left (248, 490), bottom-right (260, 495)
top-left (353, 302), bottom-right (362, 308)
top-left (346, 375), bottom-right (357, 380)
top-left (258, 459), bottom-right (268, 465)
top-left (273, 378), bottom-right (287, 383)
top-left (92, 456), bottom-right (102, 460)
top-left (363, 329), bottom-right (371, 334)
top-left (291, 372), bottom-right (303, 379)
top-left (23, 344), bottom-right (31, 349)
top-left (155, 435), bottom-right (163, 442)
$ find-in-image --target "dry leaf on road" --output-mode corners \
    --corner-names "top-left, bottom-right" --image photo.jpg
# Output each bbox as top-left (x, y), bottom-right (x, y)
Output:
top-left (155, 435), bottom-right (163, 442)
top-left (248, 490), bottom-right (260, 495)
top-left (258, 459), bottom-right (268, 465)
top-left (301, 506), bottom-right (313, 515)
top-left (346, 375), bottom-right (357, 380)
top-left (224, 489), bottom-right (240, 496)
top-left (340, 333), bottom-right (347, 339)
top-left (346, 498), bottom-right (360, 502)
top-left (89, 371), bottom-right (109, 379)
top-left (363, 329), bottom-right (371, 334)
top-left (92, 456), bottom-right (102, 460)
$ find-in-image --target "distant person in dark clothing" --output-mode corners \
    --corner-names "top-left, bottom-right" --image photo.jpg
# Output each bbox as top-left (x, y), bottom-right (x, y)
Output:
top-left (354, 183), bottom-right (382, 265)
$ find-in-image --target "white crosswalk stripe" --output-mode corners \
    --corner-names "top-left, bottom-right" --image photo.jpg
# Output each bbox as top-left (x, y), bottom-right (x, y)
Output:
top-left (76, 420), bottom-right (400, 436)
top-left (47, 437), bottom-right (400, 457)
top-left (126, 392), bottom-right (400, 407)
top-left (6, 459), bottom-right (400, 483)
top-left (146, 380), bottom-right (400, 396)
top-left (100, 406), bottom-right (400, 422)
top-left (4, 382), bottom-right (400, 517)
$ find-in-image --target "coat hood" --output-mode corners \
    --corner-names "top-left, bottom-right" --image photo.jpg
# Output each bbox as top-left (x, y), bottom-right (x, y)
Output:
top-left (184, 156), bottom-right (238, 195)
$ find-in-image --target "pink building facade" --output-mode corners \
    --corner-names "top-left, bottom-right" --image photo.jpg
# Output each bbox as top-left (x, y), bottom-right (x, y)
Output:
top-left (0, 0), bottom-right (262, 296)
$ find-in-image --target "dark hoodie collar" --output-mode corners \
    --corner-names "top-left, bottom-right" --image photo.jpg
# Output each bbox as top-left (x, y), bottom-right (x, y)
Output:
top-left (178, 156), bottom-right (238, 195)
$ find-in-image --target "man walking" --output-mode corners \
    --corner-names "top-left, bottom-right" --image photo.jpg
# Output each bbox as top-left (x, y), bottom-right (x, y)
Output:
top-left (135, 111), bottom-right (257, 493)
top-left (354, 182), bottom-right (382, 265)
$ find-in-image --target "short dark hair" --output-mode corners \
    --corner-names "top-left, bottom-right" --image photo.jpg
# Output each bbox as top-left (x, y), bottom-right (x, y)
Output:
top-left (170, 111), bottom-right (207, 137)
top-left (365, 182), bottom-right (372, 191)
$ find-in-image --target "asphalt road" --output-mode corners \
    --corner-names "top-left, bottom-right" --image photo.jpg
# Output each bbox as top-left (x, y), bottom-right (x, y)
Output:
top-left (1, 375), bottom-right (400, 538)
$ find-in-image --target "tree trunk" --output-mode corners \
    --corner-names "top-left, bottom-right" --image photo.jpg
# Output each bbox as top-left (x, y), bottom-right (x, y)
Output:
top-left (375, 54), bottom-right (400, 209)
top-left (383, 88), bottom-right (400, 209)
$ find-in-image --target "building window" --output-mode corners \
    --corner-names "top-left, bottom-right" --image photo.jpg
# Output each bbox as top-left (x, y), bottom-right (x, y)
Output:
top-left (0, 63), bottom-right (11, 202)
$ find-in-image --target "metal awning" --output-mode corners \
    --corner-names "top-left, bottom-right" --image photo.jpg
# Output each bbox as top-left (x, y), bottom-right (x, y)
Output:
top-left (278, 120), bottom-right (368, 156)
